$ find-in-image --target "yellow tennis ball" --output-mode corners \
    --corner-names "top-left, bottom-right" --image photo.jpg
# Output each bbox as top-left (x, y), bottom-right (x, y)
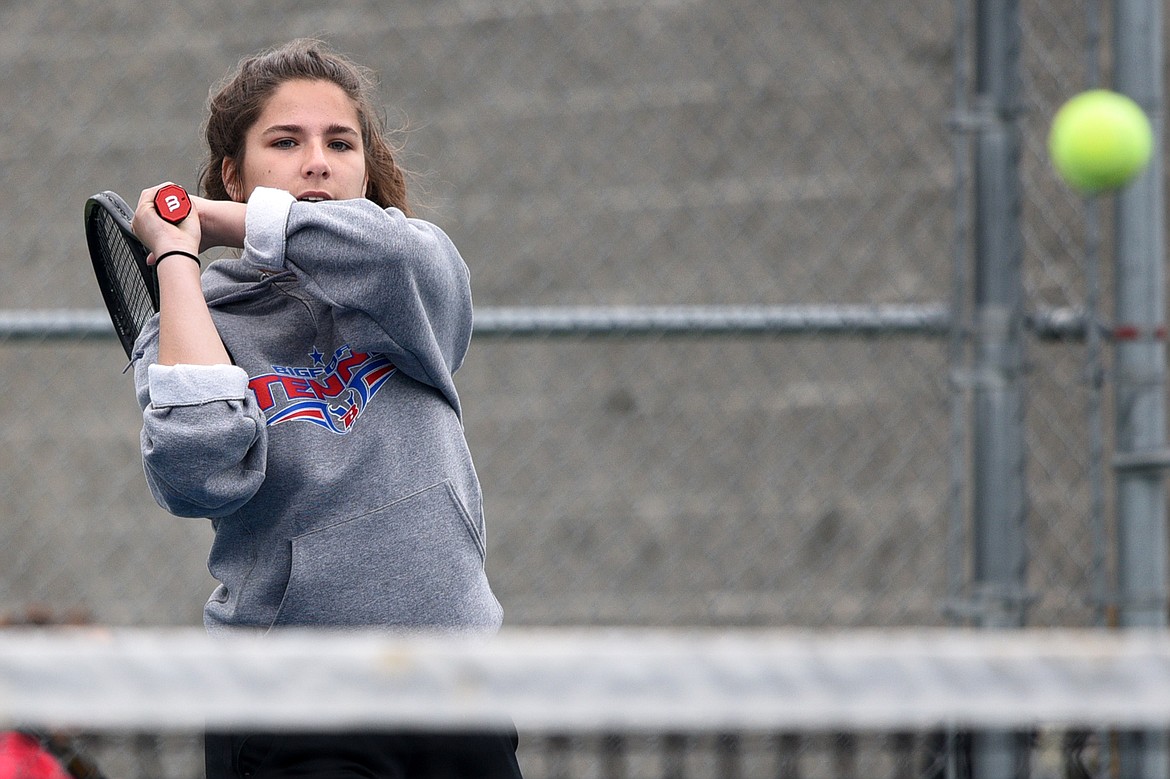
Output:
top-left (1048, 89), bottom-right (1153, 192)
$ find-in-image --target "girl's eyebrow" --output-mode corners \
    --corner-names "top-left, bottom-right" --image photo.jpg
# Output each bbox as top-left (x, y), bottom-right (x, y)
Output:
top-left (261, 123), bottom-right (361, 138)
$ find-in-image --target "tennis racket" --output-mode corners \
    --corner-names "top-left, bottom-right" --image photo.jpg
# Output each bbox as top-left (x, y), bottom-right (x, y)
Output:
top-left (83, 185), bottom-right (191, 359)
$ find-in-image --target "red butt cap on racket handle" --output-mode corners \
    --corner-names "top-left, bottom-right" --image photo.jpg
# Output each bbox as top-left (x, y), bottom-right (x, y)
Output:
top-left (154, 184), bottom-right (191, 225)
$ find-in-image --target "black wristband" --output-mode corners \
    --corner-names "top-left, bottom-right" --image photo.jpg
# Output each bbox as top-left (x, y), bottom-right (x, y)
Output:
top-left (155, 249), bottom-right (201, 267)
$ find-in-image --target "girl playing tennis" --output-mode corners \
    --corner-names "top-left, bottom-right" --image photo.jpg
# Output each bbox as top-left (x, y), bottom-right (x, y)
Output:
top-left (130, 38), bottom-right (522, 779)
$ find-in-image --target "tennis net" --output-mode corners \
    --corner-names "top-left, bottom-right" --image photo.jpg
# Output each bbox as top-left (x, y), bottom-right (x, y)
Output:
top-left (1, 627), bottom-right (1167, 778)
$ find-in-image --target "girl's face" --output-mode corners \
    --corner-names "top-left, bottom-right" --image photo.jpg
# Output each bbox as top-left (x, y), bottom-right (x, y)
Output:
top-left (223, 78), bottom-right (369, 203)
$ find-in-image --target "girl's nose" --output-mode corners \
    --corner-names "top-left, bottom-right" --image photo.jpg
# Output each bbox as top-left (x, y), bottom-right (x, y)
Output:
top-left (303, 143), bottom-right (331, 178)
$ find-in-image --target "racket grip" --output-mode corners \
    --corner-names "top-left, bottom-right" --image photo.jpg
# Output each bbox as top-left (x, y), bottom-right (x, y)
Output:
top-left (154, 184), bottom-right (192, 224)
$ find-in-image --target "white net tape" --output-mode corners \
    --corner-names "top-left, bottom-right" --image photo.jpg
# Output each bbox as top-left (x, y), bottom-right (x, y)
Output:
top-left (3, 628), bottom-right (1170, 735)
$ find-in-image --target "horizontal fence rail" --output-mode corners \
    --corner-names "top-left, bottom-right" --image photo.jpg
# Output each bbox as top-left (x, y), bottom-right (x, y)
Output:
top-left (0, 305), bottom-right (1099, 341)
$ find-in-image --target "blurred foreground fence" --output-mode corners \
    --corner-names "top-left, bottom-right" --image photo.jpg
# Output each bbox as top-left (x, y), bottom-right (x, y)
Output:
top-left (8, 627), bottom-right (1170, 779)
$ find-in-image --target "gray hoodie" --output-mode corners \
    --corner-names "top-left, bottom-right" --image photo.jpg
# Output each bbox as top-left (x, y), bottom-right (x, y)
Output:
top-left (133, 187), bottom-right (502, 635)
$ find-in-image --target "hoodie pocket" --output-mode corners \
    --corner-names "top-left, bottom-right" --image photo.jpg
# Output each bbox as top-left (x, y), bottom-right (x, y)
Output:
top-left (271, 481), bottom-right (500, 628)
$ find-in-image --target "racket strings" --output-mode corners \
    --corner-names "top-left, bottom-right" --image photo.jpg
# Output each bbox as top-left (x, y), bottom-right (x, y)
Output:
top-left (93, 209), bottom-right (154, 335)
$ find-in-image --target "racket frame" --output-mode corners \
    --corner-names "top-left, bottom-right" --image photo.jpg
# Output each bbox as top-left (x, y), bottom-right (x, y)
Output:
top-left (83, 191), bottom-right (159, 358)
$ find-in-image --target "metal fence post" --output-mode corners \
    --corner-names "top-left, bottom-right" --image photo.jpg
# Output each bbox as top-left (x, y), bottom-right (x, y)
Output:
top-left (970, 0), bottom-right (1027, 630)
top-left (1112, 0), bottom-right (1169, 775)
top-left (969, 0), bottom-right (1028, 775)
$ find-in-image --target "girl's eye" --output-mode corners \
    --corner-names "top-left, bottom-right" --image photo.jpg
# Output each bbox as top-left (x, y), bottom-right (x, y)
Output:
top-left (329, 140), bottom-right (352, 152)
top-left (273, 139), bottom-right (296, 149)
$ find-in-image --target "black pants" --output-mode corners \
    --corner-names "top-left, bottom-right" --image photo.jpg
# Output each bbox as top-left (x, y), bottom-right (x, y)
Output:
top-left (205, 730), bottom-right (524, 779)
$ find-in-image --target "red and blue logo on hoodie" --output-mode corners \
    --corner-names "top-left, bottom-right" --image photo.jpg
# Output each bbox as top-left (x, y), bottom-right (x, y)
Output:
top-left (248, 345), bottom-right (396, 434)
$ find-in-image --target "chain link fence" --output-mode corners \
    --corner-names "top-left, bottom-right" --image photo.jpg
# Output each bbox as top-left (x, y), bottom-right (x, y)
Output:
top-left (0, 0), bottom-right (1147, 636)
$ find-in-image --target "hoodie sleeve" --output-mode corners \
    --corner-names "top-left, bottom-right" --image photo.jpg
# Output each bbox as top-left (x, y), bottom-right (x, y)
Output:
top-left (133, 320), bottom-right (269, 518)
top-left (241, 187), bottom-right (472, 414)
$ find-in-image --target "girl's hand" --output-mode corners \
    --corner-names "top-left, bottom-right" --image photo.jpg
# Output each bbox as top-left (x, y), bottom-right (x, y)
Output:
top-left (131, 184), bottom-right (232, 366)
top-left (132, 183), bottom-right (202, 264)
top-left (188, 196), bottom-right (247, 252)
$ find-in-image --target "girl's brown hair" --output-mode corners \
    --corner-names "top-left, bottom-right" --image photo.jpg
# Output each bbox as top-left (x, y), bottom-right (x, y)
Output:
top-left (198, 39), bottom-right (412, 215)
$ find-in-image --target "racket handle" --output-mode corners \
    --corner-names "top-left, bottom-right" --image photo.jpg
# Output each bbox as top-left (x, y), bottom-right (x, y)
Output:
top-left (154, 184), bottom-right (192, 224)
